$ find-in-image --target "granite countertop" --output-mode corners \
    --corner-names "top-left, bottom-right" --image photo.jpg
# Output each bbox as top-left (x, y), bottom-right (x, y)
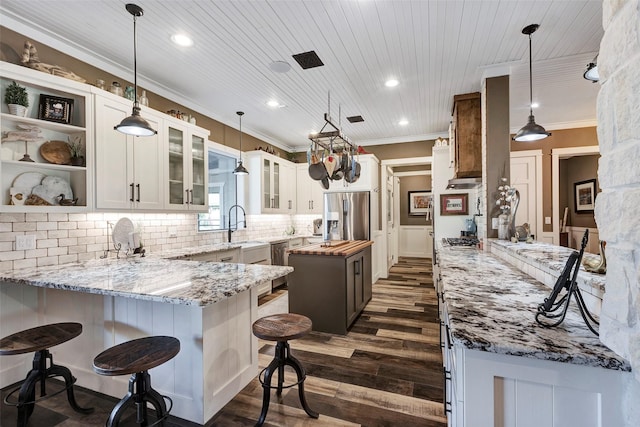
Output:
top-left (491, 239), bottom-right (606, 293)
top-left (0, 255), bottom-right (292, 307)
top-left (436, 244), bottom-right (629, 372)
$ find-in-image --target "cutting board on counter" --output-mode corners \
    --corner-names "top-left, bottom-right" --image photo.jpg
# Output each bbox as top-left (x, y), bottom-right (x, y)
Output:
top-left (288, 240), bottom-right (373, 256)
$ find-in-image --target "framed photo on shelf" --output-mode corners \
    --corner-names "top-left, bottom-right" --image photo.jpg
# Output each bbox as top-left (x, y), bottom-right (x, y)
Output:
top-left (440, 193), bottom-right (469, 216)
top-left (408, 190), bottom-right (432, 216)
top-left (574, 179), bottom-right (597, 213)
top-left (38, 94), bottom-right (73, 124)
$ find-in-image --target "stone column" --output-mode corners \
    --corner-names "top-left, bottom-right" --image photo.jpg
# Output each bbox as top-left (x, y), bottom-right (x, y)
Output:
top-left (596, 0), bottom-right (640, 419)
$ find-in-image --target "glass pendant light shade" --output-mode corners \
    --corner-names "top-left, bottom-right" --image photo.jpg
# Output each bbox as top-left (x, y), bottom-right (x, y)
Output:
top-left (233, 111), bottom-right (249, 175)
top-left (514, 24), bottom-right (550, 142)
top-left (115, 3), bottom-right (157, 137)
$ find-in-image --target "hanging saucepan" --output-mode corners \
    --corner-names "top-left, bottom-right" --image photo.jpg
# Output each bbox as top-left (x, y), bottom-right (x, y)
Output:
top-left (331, 151), bottom-right (344, 181)
top-left (308, 146), bottom-right (328, 181)
top-left (345, 147), bottom-right (360, 183)
top-left (320, 175), bottom-right (330, 190)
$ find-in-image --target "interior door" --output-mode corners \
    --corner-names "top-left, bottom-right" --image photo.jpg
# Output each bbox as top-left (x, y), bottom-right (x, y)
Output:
top-left (511, 155), bottom-right (538, 238)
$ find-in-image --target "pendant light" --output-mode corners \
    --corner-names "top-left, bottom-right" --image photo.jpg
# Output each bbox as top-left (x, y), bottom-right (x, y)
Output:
top-left (513, 24), bottom-right (550, 142)
top-left (114, 3), bottom-right (157, 137)
top-left (233, 111), bottom-right (249, 175)
top-left (583, 54), bottom-right (599, 82)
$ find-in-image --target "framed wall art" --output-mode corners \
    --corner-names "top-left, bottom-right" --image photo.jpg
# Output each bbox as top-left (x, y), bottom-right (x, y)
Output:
top-left (440, 193), bottom-right (469, 216)
top-left (408, 190), bottom-right (432, 216)
top-left (38, 94), bottom-right (74, 124)
top-left (574, 179), bottom-right (597, 213)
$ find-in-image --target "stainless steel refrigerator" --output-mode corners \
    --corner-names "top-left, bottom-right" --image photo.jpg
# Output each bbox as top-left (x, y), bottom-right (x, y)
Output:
top-left (323, 191), bottom-right (370, 241)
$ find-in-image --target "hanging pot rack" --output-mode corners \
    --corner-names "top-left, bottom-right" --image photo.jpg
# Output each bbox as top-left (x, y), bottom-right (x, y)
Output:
top-left (308, 92), bottom-right (356, 154)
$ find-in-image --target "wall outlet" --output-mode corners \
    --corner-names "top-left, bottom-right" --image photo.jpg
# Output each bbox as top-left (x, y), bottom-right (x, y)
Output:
top-left (492, 217), bottom-right (499, 230)
top-left (16, 234), bottom-right (36, 251)
top-left (545, 216), bottom-right (552, 225)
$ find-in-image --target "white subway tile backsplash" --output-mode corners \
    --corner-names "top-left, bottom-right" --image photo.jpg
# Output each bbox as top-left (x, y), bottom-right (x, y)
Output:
top-left (13, 258), bottom-right (37, 269)
top-left (37, 256), bottom-right (59, 267)
top-left (58, 222), bottom-right (78, 230)
top-left (48, 247), bottom-right (68, 256)
top-left (25, 248), bottom-right (47, 258)
top-left (48, 213), bottom-right (69, 222)
top-left (36, 222), bottom-right (57, 231)
top-left (1, 250), bottom-right (25, 261)
top-left (48, 230), bottom-right (69, 239)
top-left (58, 254), bottom-right (79, 264)
top-left (13, 222), bottom-right (37, 232)
top-left (25, 213), bottom-right (46, 222)
top-left (37, 239), bottom-right (58, 249)
top-left (58, 238), bottom-right (79, 247)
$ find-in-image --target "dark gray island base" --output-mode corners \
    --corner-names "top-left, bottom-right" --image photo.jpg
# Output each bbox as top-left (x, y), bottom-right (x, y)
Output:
top-left (287, 241), bottom-right (373, 334)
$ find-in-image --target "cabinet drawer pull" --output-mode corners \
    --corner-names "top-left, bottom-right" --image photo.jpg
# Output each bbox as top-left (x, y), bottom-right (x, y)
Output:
top-left (440, 320), bottom-right (445, 349)
top-left (445, 324), bottom-right (453, 349)
top-left (220, 256), bottom-right (233, 262)
top-left (136, 184), bottom-right (140, 202)
top-left (443, 366), bottom-right (452, 413)
top-left (185, 189), bottom-right (190, 204)
top-left (130, 183), bottom-right (135, 202)
top-left (189, 189), bottom-right (193, 204)
top-left (354, 260), bottom-right (360, 275)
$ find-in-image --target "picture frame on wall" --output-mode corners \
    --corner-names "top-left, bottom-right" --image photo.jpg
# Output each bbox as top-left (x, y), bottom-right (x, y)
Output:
top-left (574, 179), bottom-right (597, 213)
top-left (38, 94), bottom-right (74, 124)
top-left (408, 190), bottom-right (432, 216)
top-left (440, 193), bottom-right (469, 215)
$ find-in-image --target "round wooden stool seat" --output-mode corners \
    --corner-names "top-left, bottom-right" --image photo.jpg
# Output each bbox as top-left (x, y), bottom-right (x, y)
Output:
top-left (93, 336), bottom-right (180, 377)
top-left (93, 336), bottom-right (180, 427)
top-left (252, 313), bottom-right (312, 342)
top-left (252, 313), bottom-right (317, 426)
top-left (0, 322), bottom-right (82, 356)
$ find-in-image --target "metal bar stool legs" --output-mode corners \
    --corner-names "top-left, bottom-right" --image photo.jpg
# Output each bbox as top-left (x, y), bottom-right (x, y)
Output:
top-left (256, 340), bottom-right (318, 426)
top-left (107, 371), bottom-right (168, 427)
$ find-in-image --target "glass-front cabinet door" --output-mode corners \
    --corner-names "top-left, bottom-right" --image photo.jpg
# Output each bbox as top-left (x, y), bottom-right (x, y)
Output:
top-left (168, 126), bottom-right (185, 206)
top-left (165, 120), bottom-right (209, 211)
top-left (262, 158), bottom-right (280, 211)
top-left (190, 134), bottom-right (206, 208)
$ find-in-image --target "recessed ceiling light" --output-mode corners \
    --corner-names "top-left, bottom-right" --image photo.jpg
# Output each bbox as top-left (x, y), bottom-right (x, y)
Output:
top-left (269, 61), bottom-right (292, 73)
top-left (398, 118), bottom-right (409, 126)
top-left (385, 79), bottom-right (399, 88)
top-left (266, 99), bottom-right (286, 109)
top-left (531, 102), bottom-right (539, 109)
top-left (171, 33), bottom-right (193, 47)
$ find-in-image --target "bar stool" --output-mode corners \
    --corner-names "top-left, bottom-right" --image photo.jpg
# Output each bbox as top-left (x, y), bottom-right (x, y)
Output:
top-left (252, 313), bottom-right (319, 426)
top-left (0, 322), bottom-right (93, 427)
top-left (93, 336), bottom-right (180, 427)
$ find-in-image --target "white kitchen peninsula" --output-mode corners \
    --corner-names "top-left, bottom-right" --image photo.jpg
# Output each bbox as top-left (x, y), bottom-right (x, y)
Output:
top-left (0, 253), bottom-right (292, 425)
top-left (434, 241), bottom-right (632, 427)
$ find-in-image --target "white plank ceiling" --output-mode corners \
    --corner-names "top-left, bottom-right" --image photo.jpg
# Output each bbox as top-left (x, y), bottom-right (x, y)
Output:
top-left (1, 0), bottom-right (602, 152)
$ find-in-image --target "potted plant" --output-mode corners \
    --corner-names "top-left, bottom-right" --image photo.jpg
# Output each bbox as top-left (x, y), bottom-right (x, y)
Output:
top-left (68, 136), bottom-right (84, 166)
top-left (4, 81), bottom-right (29, 117)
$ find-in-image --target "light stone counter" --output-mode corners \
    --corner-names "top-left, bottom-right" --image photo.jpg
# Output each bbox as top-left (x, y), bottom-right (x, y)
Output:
top-left (437, 243), bottom-right (628, 372)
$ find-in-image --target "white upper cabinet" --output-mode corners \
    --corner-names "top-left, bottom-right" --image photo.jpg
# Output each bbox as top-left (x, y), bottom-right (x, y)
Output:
top-left (94, 93), bottom-right (164, 210)
top-left (164, 118), bottom-right (209, 212)
top-left (0, 62), bottom-right (91, 212)
top-left (243, 151), bottom-right (296, 214)
top-left (296, 163), bottom-right (323, 214)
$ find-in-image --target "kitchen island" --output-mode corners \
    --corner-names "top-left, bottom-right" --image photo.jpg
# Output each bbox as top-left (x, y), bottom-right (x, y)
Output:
top-left (287, 240), bottom-right (373, 334)
top-left (0, 252), bottom-right (293, 425)
top-left (435, 241), bottom-right (632, 427)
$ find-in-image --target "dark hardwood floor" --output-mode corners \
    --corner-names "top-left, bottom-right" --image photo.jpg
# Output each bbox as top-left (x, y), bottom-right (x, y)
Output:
top-left (1, 257), bottom-right (445, 426)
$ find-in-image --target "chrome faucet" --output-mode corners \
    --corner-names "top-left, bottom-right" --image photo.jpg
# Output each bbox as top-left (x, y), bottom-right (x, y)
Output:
top-left (227, 204), bottom-right (247, 242)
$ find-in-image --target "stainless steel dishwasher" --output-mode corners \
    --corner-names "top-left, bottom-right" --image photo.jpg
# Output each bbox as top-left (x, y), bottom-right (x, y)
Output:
top-left (270, 240), bottom-right (288, 289)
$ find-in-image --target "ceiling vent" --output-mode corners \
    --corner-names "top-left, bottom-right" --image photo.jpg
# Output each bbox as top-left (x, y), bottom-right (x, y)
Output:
top-left (292, 50), bottom-right (324, 69)
top-left (347, 115), bottom-right (364, 123)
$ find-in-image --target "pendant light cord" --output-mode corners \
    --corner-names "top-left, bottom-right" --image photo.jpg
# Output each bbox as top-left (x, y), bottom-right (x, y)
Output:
top-left (132, 12), bottom-right (139, 108)
top-left (528, 32), bottom-right (533, 117)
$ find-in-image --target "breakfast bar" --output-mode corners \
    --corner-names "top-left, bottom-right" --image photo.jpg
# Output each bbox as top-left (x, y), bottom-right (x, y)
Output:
top-left (0, 255), bottom-right (293, 424)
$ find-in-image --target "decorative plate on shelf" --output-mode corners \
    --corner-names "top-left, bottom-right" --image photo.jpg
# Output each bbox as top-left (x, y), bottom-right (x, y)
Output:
top-left (39, 140), bottom-right (71, 165)
top-left (31, 176), bottom-right (73, 205)
top-left (12, 172), bottom-right (45, 190)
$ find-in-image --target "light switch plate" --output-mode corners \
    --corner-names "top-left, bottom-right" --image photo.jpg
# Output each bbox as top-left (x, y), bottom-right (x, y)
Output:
top-left (16, 234), bottom-right (36, 250)
top-left (492, 217), bottom-right (499, 230)
top-left (545, 216), bottom-right (552, 225)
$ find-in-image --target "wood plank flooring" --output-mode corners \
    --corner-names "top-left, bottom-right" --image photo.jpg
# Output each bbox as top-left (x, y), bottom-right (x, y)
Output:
top-left (1, 257), bottom-right (445, 426)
